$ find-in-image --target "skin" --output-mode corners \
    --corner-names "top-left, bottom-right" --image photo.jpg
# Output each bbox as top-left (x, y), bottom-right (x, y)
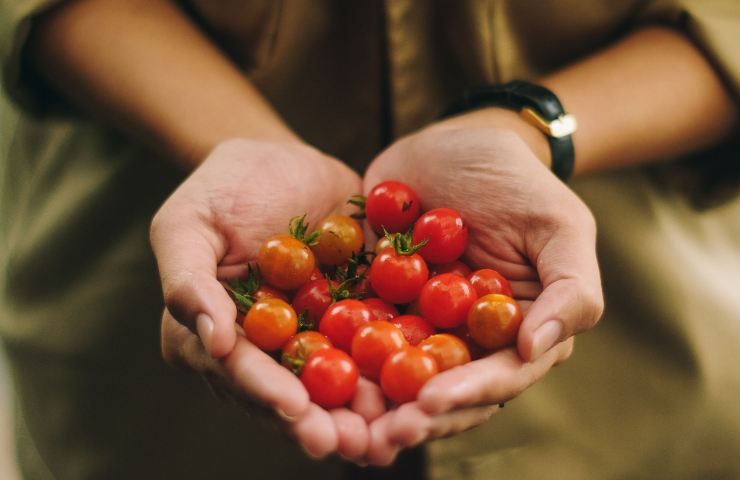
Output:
top-left (29, 0), bottom-right (739, 467)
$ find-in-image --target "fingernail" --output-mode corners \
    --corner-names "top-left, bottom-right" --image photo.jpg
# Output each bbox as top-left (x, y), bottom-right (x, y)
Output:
top-left (275, 407), bottom-right (298, 423)
top-left (530, 320), bottom-right (563, 361)
top-left (196, 314), bottom-right (214, 356)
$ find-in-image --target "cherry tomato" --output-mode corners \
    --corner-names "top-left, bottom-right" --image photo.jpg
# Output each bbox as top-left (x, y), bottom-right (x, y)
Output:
top-left (243, 298), bottom-right (298, 351)
top-left (419, 273), bottom-right (478, 329)
top-left (429, 260), bottom-right (472, 278)
top-left (281, 331), bottom-right (332, 374)
top-left (311, 215), bottom-right (364, 266)
top-left (418, 334), bottom-right (471, 372)
top-left (300, 348), bottom-right (359, 409)
top-left (369, 249), bottom-right (429, 304)
top-left (467, 294), bottom-right (523, 350)
top-left (258, 234), bottom-right (316, 290)
top-left (380, 346), bottom-right (438, 404)
top-left (252, 285), bottom-right (290, 303)
top-left (365, 181), bottom-right (421, 234)
top-left (467, 268), bottom-right (513, 297)
top-left (292, 278), bottom-right (338, 328)
top-left (350, 264), bottom-right (374, 298)
top-left (308, 266), bottom-right (324, 282)
top-left (374, 236), bottom-right (393, 254)
top-left (449, 325), bottom-right (488, 360)
top-left (412, 208), bottom-right (468, 264)
top-left (390, 314), bottom-right (435, 346)
top-left (351, 321), bottom-right (407, 381)
top-left (362, 297), bottom-right (399, 321)
top-left (319, 299), bottom-right (373, 352)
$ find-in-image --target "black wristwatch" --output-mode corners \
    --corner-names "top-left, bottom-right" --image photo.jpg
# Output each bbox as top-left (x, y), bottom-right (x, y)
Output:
top-left (443, 80), bottom-right (577, 182)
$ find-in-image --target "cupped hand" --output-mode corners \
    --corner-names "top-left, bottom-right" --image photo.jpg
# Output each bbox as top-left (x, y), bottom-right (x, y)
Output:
top-left (151, 138), bottom-right (380, 459)
top-left (361, 116), bottom-right (603, 463)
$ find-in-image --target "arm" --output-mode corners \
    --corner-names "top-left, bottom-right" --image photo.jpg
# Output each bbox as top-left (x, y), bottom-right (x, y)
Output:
top-left (28, 0), bottom-right (297, 168)
top-left (449, 26), bottom-right (738, 174)
top-left (362, 25), bottom-right (739, 465)
top-left (29, 0), bottom-right (377, 461)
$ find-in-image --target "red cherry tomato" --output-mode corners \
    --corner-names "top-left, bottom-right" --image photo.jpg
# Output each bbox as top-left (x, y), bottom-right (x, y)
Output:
top-left (419, 273), bottom-right (478, 329)
top-left (467, 294), bottom-right (523, 350)
top-left (351, 321), bottom-right (407, 381)
top-left (319, 299), bottom-right (373, 352)
top-left (365, 181), bottom-right (422, 234)
top-left (449, 325), bottom-right (488, 360)
top-left (429, 260), bottom-right (472, 278)
top-left (391, 314), bottom-right (436, 345)
top-left (292, 278), bottom-right (338, 327)
top-left (311, 215), bottom-right (365, 266)
top-left (308, 266), bottom-right (324, 282)
top-left (467, 269), bottom-right (513, 298)
top-left (369, 249), bottom-right (429, 304)
top-left (258, 234), bottom-right (316, 290)
top-left (281, 331), bottom-right (332, 373)
top-left (252, 285), bottom-right (290, 303)
top-left (418, 334), bottom-right (471, 372)
top-left (362, 298), bottom-right (399, 321)
top-left (350, 264), bottom-right (375, 298)
top-left (243, 298), bottom-right (298, 351)
top-left (380, 346), bottom-right (438, 404)
top-left (412, 208), bottom-right (468, 264)
top-left (300, 348), bottom-right (359, 409)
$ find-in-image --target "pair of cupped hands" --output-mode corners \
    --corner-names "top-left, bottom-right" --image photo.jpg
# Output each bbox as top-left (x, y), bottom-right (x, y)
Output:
top-left (150, 117), bottom-right (604, 466)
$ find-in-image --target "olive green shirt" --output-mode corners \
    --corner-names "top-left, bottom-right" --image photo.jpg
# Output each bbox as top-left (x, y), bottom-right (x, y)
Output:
top-left (1, 1), bottom-right (739, 479)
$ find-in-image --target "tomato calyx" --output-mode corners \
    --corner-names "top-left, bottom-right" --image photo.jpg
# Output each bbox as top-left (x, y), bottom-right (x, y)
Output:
top-left (281, 338), bottom-right (312, 375)
top-left (289, 214), bottom-right (321, 247)
top-left (333, 250), bottom-right (374, 294)
top-left (347, 194), bottom-right (366, 220)
top-left (383, 228), bottom-right (428, 256)
top-left (227, 264), bottom-right (261, 313)
top-left (297, 310), bottom-right (315, 332)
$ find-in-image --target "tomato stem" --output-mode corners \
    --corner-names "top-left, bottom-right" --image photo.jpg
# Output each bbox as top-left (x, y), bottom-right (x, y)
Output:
top-left (383, 227), bottom-right (428, 256)
top-left (347, 195), bottom-right (366, 220)
top-left (289, 214), bottom-right (321, 246)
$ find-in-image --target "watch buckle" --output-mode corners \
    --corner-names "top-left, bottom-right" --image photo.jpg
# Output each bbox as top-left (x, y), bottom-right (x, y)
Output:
top-left (520, 107), bottom-right (577, 138)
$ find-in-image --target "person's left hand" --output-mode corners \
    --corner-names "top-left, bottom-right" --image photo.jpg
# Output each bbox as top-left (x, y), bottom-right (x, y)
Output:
top-left (359, 111), bottom-right (603, 464)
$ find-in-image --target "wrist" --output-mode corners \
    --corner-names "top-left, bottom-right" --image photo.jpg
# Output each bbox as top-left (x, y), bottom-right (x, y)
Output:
top-left (436, 107), bottom-right (552, 168)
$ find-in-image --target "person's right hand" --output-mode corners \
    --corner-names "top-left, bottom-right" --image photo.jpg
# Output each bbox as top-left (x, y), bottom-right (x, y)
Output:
top-left (151, 139), bottom-right (381, 459)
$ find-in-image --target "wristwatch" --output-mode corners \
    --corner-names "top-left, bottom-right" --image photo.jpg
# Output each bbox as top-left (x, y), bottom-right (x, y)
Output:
top-left (443, 80), bottom-right (577, 182)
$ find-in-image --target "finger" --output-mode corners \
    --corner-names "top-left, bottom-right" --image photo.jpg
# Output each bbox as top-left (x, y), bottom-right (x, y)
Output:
top-left (387, 402), bottom-right (499, 447)
top-left (222, 338), bottom-right (310, 419)
top-left (331, 408), bottom-right (370, 460)
top-left (417, 340), bottom-right (573, 415)
top-left (365, 411), bottom-right (401, 467)
top-left (509, 281), bottom-right (542, 301)
top-left (519, 220), bottom-right (603, 362)
top-left (151, 207), bottom-right (236, 358)
top-left (290, 403), bottom-right (339, 459)
top-left (351, 377), bottom-right (387, 422)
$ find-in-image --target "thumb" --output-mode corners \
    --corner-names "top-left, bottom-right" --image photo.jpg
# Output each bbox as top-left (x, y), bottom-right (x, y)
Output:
top-left (150, 208), bottom-right (237, 358)
top-left (518, 217), bottom-right (604, 362)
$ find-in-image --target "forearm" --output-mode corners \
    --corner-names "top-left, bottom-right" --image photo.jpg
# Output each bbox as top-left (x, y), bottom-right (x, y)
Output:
top-left (449, 26), bottom-right (739, 177)
top-left (28, 0), bottom-right (298, 168)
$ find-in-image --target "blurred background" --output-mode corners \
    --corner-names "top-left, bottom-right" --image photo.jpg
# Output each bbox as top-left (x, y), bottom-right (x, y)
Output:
top-left (0, 343), bottom-right (20, 479)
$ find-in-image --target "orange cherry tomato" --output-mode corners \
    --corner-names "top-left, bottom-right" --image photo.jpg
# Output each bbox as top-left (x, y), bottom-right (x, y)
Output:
top-left (418, 334), bottom-right (471, 372)
top-left (380, 346), bottom-right (438, 404)
top-left (467, 268), bottom-right (513, 298)
top-left (311, 215), bottom-right (364, 266)
top-left (351, 321), bottom-right (407, 381)
top-left (281, 331), bottom-right (333, 373)
top-left (243, 298), bottom-right (298, 351)
top-left (258, 234), bottom-right (316, 290)
top-left (374, 236), bottom-right (393, 255)
top-left (252, 285), bottom-right (290, 303)
top-left (466, 294), bottom-right (523, 350)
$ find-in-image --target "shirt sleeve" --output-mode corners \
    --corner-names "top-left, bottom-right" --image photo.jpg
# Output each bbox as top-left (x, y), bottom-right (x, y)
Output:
top-left (0, 0), bottom-right (65, 115)
top-left (634, 0), bottom-right (740, 208)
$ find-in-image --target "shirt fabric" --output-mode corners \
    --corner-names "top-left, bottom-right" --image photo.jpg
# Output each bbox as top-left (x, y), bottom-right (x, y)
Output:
top-left (1, 1), bottom-right (739, 479)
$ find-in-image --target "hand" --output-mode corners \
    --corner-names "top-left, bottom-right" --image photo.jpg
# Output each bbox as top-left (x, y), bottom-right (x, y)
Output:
top-left (151, 138), bottom-right (380, 459)
top-left (361, 115), bottom-right (603, 463)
